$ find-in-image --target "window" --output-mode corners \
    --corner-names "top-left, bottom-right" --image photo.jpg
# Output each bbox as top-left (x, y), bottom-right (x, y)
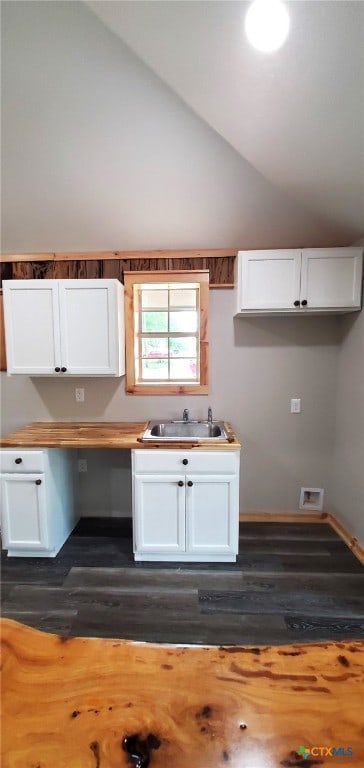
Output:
top-left (124, 271), bottom-right (209, 394)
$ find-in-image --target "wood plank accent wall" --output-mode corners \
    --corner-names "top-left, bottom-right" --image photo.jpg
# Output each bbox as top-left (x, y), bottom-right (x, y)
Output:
top-left (0, 249), bottom-right (237, 288)
top-left (0, 249), bottom-right (236, 370)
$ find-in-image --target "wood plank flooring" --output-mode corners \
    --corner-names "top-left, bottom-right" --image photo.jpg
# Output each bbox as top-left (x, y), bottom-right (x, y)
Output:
top-left (1, 518), bottom-right (364, 644)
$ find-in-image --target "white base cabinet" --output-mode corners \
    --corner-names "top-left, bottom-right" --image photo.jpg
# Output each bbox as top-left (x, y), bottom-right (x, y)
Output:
top-left (234, 248), bottom-right (363, 315)
top-left (132, 450), bottom-right (240, 562)
top-left (0, 448), bottom-right (78, 557)
top-left (3, 279), bottom-right (125, 376)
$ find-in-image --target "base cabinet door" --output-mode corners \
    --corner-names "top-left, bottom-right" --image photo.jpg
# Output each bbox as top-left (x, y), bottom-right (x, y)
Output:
top-left (133, 475), bottom-right (185, 554)
top-left (186, 474), bottom-right (238, 555)
top-left (1, 474), bottom-right (49, 551)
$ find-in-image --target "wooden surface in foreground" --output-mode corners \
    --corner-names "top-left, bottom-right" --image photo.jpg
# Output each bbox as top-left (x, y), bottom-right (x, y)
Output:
top-left (1, 619), bottom-right (363, 768)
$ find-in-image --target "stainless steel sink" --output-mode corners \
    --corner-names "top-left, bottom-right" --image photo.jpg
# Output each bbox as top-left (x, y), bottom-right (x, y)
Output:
top-left (142, 420), bottom-right (228, 441)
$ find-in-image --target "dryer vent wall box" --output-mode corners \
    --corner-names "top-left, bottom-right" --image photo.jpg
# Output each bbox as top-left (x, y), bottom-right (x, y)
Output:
top-left (2, 279), bottom-right (125, 376)
top-left (299, 487), bottom-right (324, 511)
top-left (234, 248), bottom-right (363, 316)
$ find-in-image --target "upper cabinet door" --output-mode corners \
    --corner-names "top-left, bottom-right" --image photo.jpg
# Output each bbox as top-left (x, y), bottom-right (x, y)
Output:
top-left (58, 280), bottom-right (124, 375)
top-left (238, 250), bottom-right (301, 311)
top-left (3, 280), bottom-right (61, 374)
top-left (301, 249), bottom-right (363, 310)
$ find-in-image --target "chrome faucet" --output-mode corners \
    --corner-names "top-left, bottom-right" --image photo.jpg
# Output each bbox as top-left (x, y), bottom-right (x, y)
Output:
top-left (207, 406), bottom-right (213, 424)
top-left (183, 408), bottom-right (189, 423)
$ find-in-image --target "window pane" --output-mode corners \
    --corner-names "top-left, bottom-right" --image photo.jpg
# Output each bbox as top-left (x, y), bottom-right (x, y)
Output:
top-left (170, 289), bottom-right (197, 308)
top-left (141, 289), bottom-right (168, 308)
top-left (170, 358), bottom-right (197, 380)
top-left (170, 311), bottom-right (197, 332)
top-left (169, 337), bottom-right (197, 357)
top-left (142, 312), bottom-right (168, 332)
top-left (141, 358), bottom-right (169, 380)
top-left (142, 338), bottom-right (169, 358)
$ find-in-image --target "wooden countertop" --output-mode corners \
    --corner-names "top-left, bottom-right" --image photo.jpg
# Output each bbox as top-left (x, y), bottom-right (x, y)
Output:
top-left (0, 421), bottom-right (241, 450)
top-left (2, 618), bottom-right (363, 768)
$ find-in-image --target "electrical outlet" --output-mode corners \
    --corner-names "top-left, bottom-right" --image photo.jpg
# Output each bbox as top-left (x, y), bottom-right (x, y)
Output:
top-left (78, 459), bottom-right (87, 473)
top-left (290, 398), bottom-right (301, 413)
top-left (75, 388), bottom-right (85, 403)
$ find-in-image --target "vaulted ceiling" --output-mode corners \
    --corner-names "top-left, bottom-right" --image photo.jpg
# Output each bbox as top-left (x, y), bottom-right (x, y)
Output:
top-left (87, 0), bottom-right (364, 243)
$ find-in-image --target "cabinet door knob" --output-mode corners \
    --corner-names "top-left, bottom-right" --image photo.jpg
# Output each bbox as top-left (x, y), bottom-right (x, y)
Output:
top-left (182, 459), bottom-right (188, 465)
top-left (15, 457), bottom-right (23, 464)
top-left (293, 300), bottom-right (300, 307)
top-left (61, 367), bottom-right (67, 372)
top-left (35, 479), bottom-right (42, 485)
top-left (301, 299), bottom-right (308, 306)
top-left (178, 480), bottom-right (184, 487)
top-left (55, 367), bottom-right (61, 372)
top-left (187, 480), bottom-right (193, 487)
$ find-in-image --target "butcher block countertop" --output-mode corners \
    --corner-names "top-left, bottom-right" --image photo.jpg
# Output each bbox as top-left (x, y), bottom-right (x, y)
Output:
top-left (0, 421), bottom-right (241, 450)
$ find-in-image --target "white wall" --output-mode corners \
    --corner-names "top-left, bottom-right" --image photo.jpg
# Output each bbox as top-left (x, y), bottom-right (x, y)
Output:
top-left (0, 1), bottom-right (354, 523)
top-left (330, 240), bottom-right (364, 544)
top-left (2, 0), bottom-right (338, 252)
top-left (0, 290), bottom-right (340, 516)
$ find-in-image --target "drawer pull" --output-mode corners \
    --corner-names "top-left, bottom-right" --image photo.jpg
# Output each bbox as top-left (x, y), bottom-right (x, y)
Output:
top-left (14, 457), bottom-right (23, 464)
top-left (35, 479), bottom-right (42, 485)
top-left (178, 480), bottom-right (184, 487)
top-left (182, 459), bottom-right (188, 465)
top-left (187, 480), bottom-right (193, 487)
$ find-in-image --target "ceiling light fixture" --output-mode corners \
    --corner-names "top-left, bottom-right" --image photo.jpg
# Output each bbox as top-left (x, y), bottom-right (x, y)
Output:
top-left (245, 0), bottom-right (290, 53)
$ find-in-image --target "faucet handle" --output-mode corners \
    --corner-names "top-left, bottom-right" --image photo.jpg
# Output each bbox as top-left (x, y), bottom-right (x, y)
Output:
top-left (207, 406), bottom-right (213, 423)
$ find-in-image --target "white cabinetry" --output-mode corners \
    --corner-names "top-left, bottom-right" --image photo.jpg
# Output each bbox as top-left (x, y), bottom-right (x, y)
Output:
top-left (132, 450), bottom-right (240, 562)
top-left (3, 279), bottom-right (125, 375)
top-left (234, 248), bottom-right (363, 315)
top-left (133, 474), bottom-right (186, 555)
top-left (0, 448), bottom-right (77, 556)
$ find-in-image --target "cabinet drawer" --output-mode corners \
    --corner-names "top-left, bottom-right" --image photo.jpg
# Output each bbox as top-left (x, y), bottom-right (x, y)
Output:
top-left (0, 450), bottom-right (46, 473)
top-left (133, 450), bottom-right (238, 474)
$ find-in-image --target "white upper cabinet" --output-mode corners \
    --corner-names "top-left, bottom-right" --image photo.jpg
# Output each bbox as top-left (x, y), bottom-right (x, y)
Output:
top-left (234, 248), bottom-right (363, 315)
top-left (3, 279), bottom-right (125, 376)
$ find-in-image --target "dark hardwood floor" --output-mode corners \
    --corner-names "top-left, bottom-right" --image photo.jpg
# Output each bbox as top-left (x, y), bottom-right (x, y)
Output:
top-left (1, 518), bottom-right (364, 645)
